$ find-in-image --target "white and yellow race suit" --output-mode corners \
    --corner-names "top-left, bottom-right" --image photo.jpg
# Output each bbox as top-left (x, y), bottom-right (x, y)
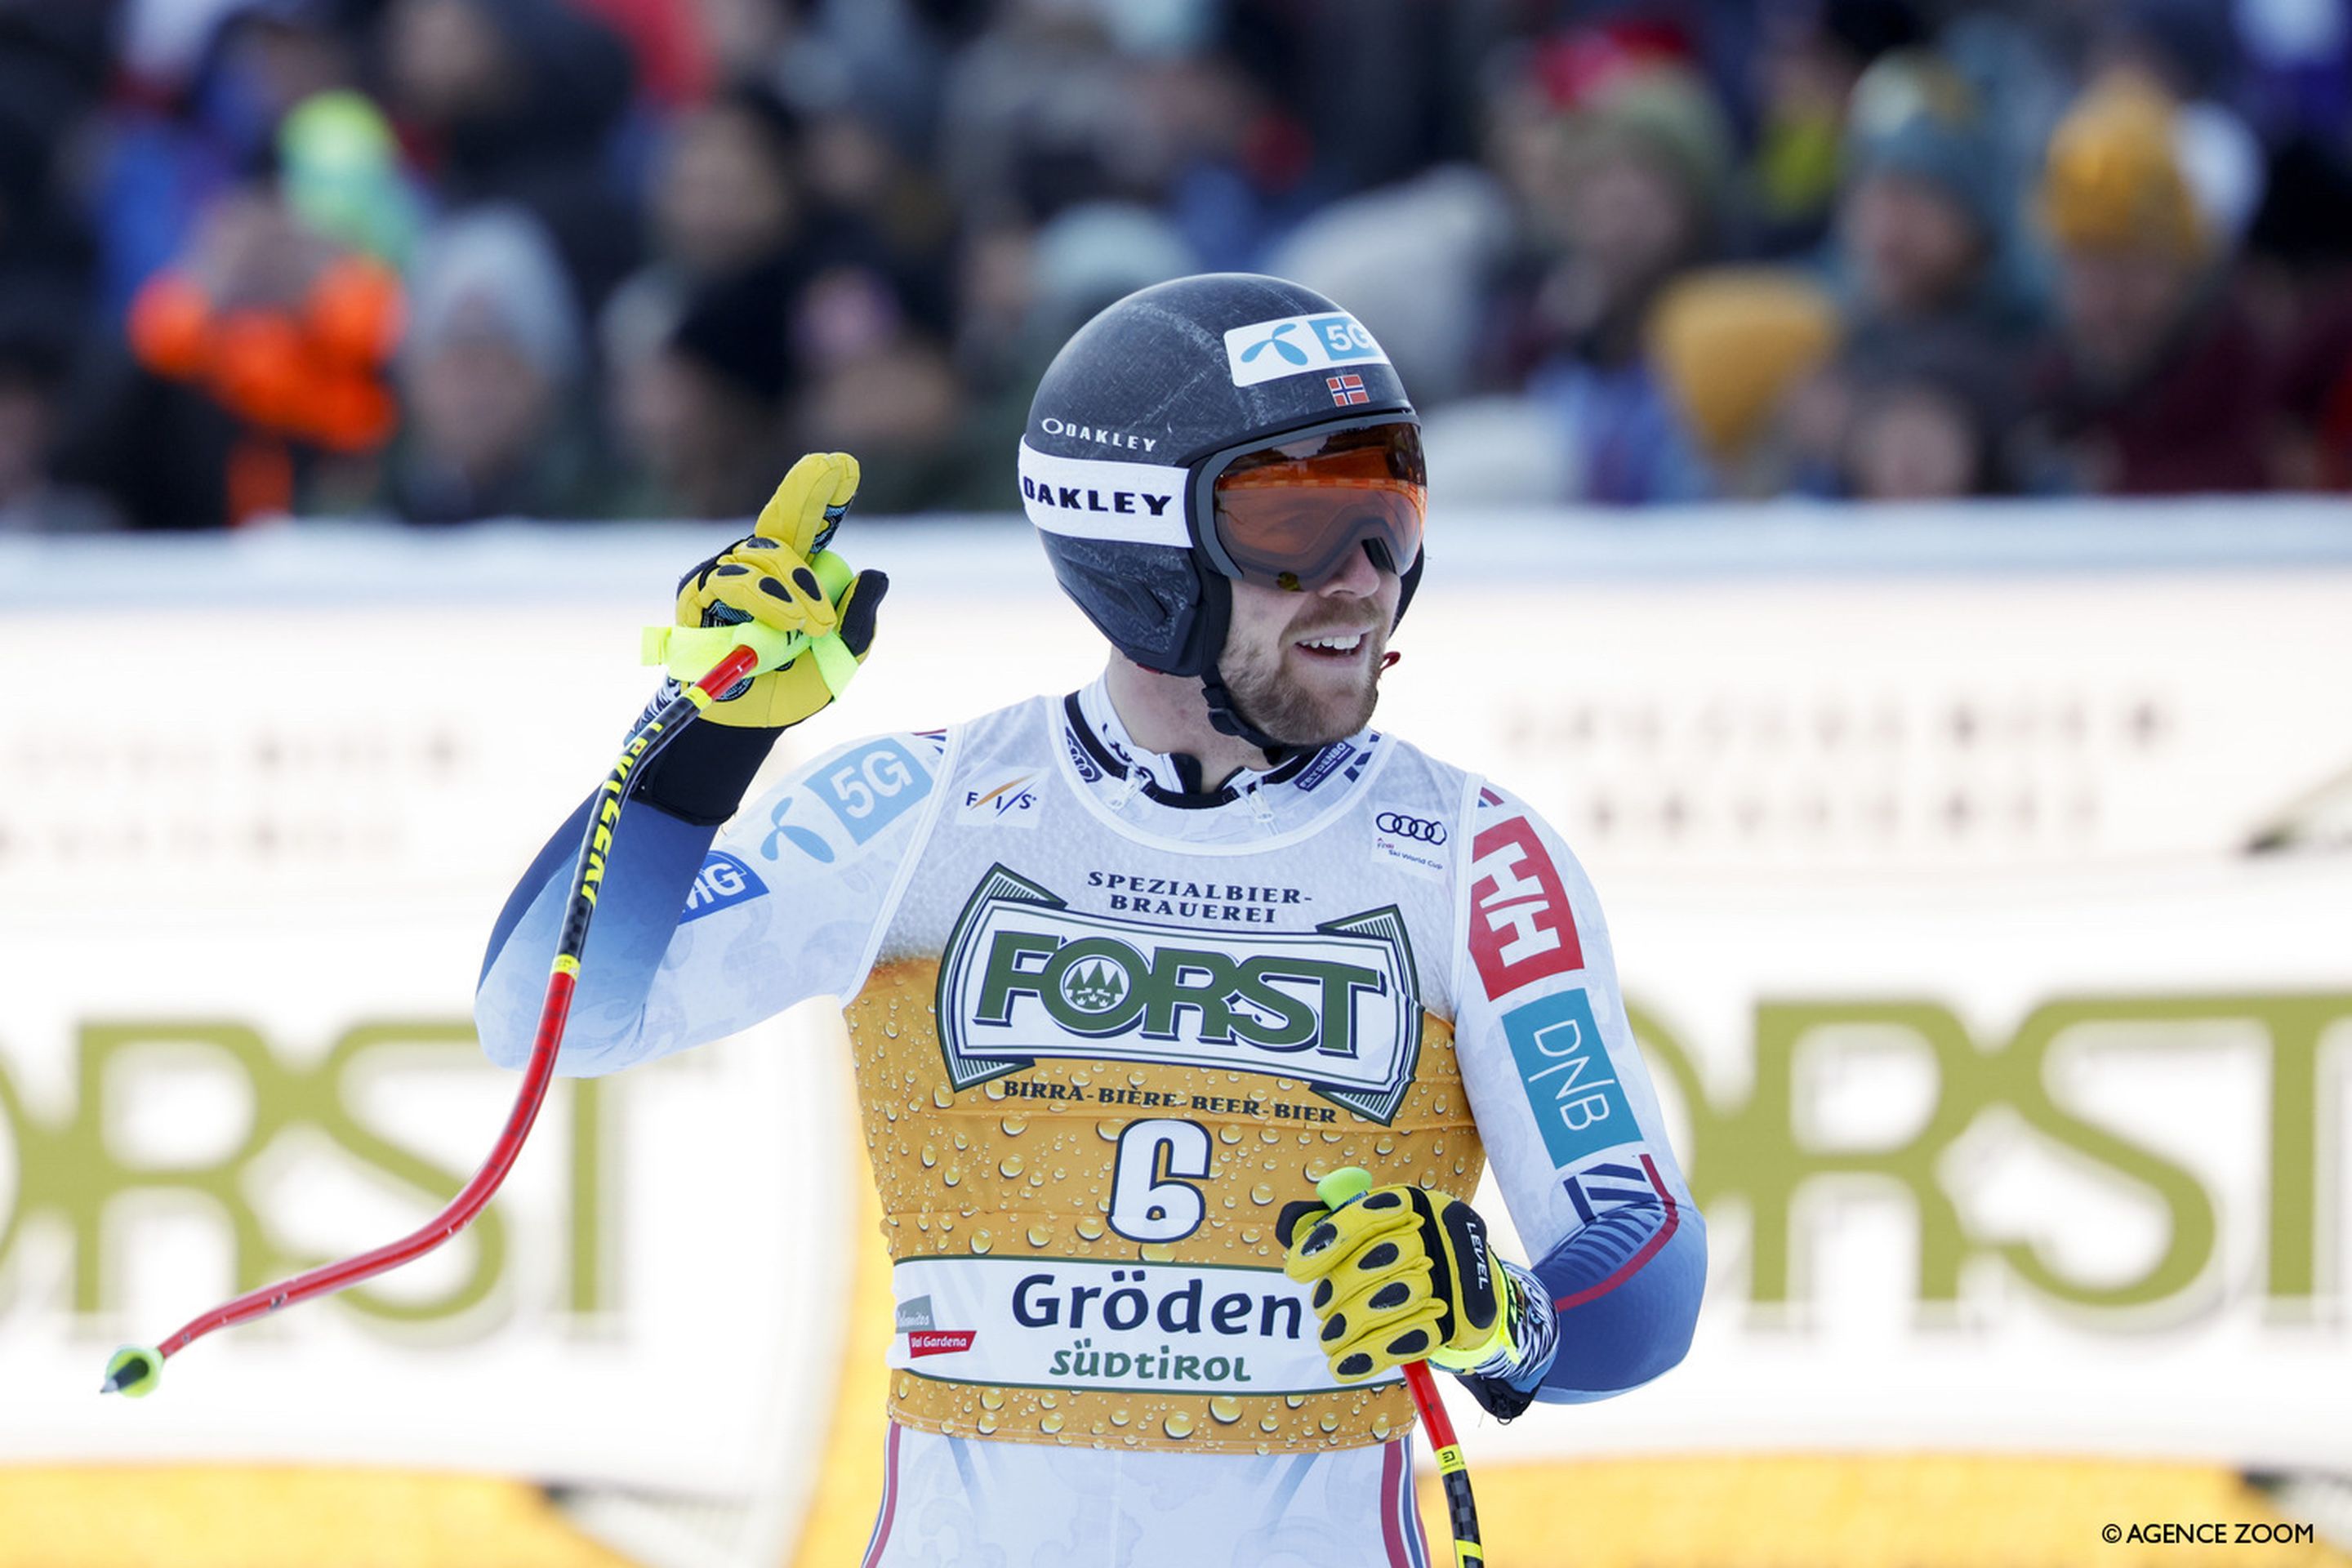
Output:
top-left (478, 678), bottom-right (1704, 1568)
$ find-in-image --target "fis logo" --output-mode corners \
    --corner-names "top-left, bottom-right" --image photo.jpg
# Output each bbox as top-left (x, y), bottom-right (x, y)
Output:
top-left (680, 850), bottom-right (767, 923)
top-left (936, 865), bottom-right (1423, 1122)
top-left (960, 773), bottom-right (1042, 826)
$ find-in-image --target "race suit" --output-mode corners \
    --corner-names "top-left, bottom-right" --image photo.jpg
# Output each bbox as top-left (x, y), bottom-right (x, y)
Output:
top-left (476, 677), bottom-right (1705, 1568)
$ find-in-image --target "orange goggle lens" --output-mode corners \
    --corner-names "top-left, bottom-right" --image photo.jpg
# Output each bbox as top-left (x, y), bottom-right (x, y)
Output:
top-left (1209, 421), bottom-right (1426, 590)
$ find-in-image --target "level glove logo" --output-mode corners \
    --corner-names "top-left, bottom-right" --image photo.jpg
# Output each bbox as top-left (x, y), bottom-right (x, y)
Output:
top-left (1277, 1183), bottom-right (1503, 1383)
top-left (675, 451), bottom-right (889, 731)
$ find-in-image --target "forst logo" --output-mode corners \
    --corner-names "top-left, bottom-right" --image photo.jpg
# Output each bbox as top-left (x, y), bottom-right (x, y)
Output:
top-left (984, 932), bottom-right (1375, 1049)
top-left (1057, 955), bottom-right (1130, 1015)
top-left (937, 866), bottom-right (1425, 1121)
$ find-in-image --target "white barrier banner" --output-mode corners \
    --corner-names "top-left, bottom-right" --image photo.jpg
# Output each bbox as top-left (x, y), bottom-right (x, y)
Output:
top-left (3, 510), bottom-right (2349, 1505)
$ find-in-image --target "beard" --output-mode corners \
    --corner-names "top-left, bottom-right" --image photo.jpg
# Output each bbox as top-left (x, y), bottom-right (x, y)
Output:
top-left (1217, 613), bottom-right (1389, 750)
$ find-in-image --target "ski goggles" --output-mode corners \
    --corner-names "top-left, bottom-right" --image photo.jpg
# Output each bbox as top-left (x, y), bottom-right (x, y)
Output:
top-left (1197, 417), bottom-right (1426, 591)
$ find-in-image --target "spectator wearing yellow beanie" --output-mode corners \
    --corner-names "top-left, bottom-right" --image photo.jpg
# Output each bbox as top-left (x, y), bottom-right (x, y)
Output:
top-left (2032, 74), bottom-right (2278, 494)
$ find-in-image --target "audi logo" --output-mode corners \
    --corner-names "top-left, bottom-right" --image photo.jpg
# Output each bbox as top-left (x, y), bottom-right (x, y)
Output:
top-left (1375, 812), bottom-right (1448, 844)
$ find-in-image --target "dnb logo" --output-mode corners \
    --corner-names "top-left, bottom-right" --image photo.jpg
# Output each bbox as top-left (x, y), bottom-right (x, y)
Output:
top-left (937, 865), bottom-right (1424, 1122)
top-left (1502, 987), bottom-right (1636, 1169)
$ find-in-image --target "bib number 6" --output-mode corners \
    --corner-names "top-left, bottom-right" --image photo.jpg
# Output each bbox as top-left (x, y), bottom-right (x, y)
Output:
top-left (1107, 1120), bottom-right (1212, 1243)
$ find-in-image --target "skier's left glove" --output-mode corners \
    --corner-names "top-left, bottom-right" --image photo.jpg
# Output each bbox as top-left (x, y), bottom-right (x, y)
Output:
top-left (1278, 1182), bottom-right (1560, 1419)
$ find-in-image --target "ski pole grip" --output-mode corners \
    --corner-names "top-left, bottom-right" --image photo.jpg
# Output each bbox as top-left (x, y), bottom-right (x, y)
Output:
top-left (640, 550), bottom-right (862, 691)
top-left (1316, 1166), bottom-right (1374, 1209)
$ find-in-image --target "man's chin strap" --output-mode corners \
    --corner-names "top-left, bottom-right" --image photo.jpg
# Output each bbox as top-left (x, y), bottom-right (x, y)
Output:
top-left (1199, 665), bottom-right (1298, 768)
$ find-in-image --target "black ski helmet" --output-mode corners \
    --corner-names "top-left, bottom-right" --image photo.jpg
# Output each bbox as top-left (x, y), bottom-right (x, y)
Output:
top-left (1021, 274), bottom-right (1423, 746)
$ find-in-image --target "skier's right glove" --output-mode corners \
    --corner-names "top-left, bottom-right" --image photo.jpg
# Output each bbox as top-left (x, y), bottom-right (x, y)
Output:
top-left (678, 451), bottom-right (889, 730)
top-left (628, 452), bottom-right (889, 826)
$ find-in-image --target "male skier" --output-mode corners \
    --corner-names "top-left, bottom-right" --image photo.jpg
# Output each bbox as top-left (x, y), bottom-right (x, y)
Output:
top-left (477, 274), bottom-right (1704, 1566)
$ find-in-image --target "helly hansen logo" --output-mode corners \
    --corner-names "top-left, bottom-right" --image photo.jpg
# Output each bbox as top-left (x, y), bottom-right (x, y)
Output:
top-left (1467, 817), bottom-right (1582, 1000)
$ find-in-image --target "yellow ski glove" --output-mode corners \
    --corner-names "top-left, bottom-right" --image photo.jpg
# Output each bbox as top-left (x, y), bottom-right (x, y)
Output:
top-left (676, 451), bottom-right (888, 730)
top-left (1279, 1182), bottom-right (1508, 1384)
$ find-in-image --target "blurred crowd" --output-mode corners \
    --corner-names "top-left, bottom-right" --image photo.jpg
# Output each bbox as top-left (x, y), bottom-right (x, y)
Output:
top-left (2, 0), bottom-right (2350, 529)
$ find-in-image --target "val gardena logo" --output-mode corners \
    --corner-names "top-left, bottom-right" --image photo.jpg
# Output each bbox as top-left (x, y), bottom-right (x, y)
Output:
top-left (935, 865), bottom-right (1424, 1122)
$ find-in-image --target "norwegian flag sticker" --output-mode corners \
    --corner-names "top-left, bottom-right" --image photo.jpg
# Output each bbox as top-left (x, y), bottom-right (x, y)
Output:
top-left (1325, 372), bottom-right (1369, 406)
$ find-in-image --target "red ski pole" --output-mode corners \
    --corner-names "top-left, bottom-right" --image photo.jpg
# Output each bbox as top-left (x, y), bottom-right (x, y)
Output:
top-left (1313, 1167), bottom-right (1485, 1567)
top-left (100, 569), bottom-right (861, 1398)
